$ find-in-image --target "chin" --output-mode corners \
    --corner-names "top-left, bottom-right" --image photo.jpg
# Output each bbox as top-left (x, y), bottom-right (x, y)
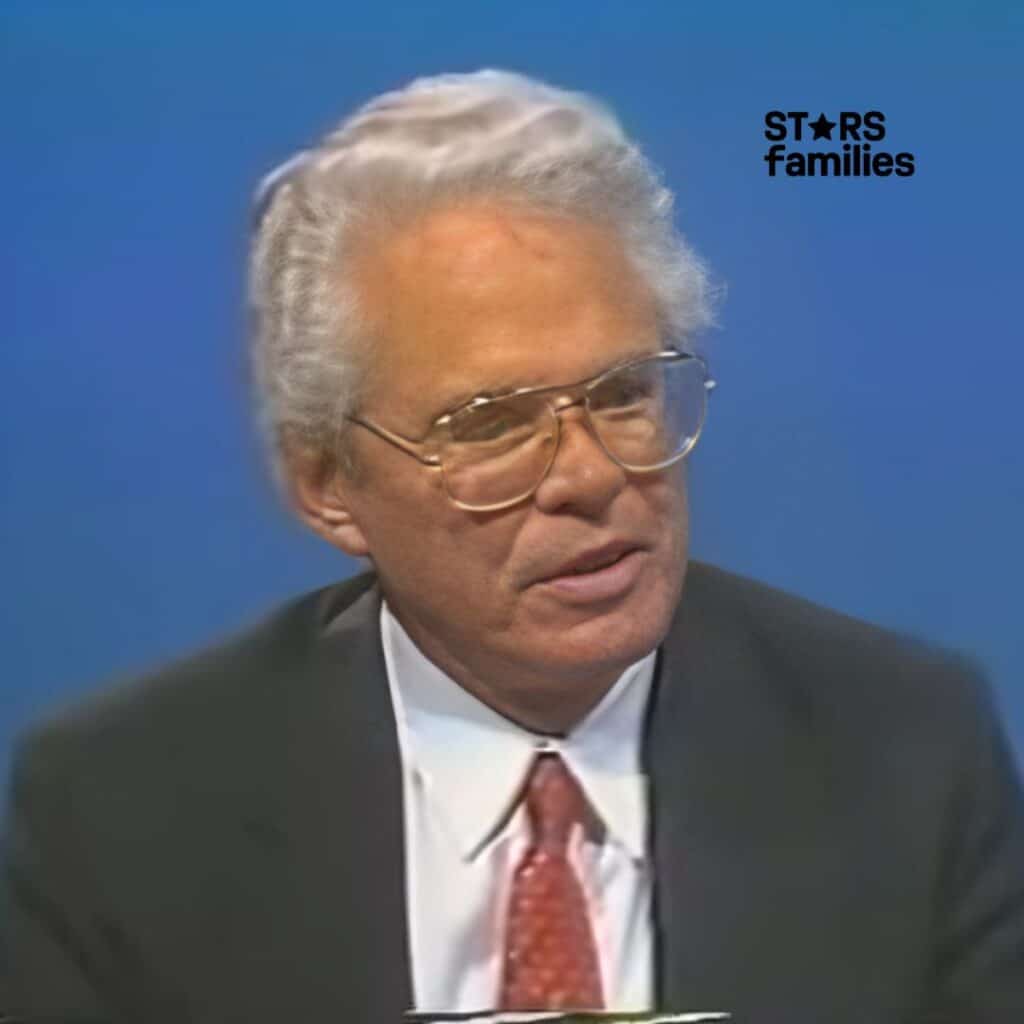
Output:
top-left (528, 575), bottom-right (680, 678)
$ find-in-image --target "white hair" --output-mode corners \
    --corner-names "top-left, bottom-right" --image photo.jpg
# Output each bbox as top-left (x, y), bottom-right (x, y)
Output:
top-left (249, 69), bottom-right (716, 479)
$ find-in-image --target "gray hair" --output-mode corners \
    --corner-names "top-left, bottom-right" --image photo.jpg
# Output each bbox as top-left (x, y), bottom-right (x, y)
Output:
top-left (249, 69), bottom-right (715, 481)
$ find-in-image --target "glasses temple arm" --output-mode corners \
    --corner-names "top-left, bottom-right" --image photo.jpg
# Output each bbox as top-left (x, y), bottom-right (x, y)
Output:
top-left (346, 416), bottom-right (441, 466)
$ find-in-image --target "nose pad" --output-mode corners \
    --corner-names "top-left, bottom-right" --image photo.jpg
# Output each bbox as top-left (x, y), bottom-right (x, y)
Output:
top-left (552, 394), bottom-right (587, 415)
top-left (532, 400), bottom-right (627, 512)
top-left (552, 400), bottom-right (612, 462)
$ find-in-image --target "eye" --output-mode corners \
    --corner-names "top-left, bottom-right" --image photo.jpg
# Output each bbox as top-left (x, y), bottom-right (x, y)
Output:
top-left (589, 368), bottom-right (656, 412)
top-left (450, 401), bottom-right (533, 445)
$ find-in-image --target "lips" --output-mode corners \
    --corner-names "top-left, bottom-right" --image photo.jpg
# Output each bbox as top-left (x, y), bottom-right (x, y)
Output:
top-left (533, 540), bottom-right (642, 585)
top-left (528, 541), bottom-right (647, 605)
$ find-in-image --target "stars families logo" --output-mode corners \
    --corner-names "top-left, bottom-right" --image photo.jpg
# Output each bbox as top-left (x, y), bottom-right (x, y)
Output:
top-left (763, 110), bottom-right (915, 178)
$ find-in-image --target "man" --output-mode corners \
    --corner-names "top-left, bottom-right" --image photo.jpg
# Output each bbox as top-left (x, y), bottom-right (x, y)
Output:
top-left (2, 70), bottom-right (1023, 1023)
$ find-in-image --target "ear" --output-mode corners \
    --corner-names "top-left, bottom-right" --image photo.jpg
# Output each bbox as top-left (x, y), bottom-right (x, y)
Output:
top-left (285, 448), bottom-right (371, 559)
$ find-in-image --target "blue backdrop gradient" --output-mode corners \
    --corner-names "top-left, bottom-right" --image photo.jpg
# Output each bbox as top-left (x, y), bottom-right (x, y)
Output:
top-left (2, 2), bottom-right (1022, 774)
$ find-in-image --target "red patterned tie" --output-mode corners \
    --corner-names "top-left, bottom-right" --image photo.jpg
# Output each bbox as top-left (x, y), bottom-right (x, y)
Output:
top-left (499, 753), bottom-right (605, 1011)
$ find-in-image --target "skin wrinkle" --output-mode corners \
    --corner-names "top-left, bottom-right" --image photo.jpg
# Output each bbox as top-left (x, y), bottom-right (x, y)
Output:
top-left (295, 202), bottom-right (688, 733)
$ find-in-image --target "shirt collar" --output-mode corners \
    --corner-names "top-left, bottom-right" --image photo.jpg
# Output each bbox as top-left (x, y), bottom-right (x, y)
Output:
top-left (380, 600), bottom-right (655, 863)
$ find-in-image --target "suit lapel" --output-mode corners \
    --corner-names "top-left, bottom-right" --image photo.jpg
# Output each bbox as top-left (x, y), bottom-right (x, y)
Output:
top-left (242, 580), bottom-right (412, 1020)
top-left (645, 565), bottom-right (708, 1009)
top-left (646, 564), bottom-right (848, 1015)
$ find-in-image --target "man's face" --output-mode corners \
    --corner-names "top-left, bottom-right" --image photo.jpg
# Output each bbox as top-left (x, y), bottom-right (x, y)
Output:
top-left (308, 203), bottom-right (689, 729)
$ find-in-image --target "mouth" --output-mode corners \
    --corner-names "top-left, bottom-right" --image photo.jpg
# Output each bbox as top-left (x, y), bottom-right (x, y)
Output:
top-left (531, 542), bottom-right (647, 603)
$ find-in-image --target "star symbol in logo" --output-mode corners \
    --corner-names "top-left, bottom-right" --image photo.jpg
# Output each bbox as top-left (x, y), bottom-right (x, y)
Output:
top-left (809, 113), bottom-right (836, 141)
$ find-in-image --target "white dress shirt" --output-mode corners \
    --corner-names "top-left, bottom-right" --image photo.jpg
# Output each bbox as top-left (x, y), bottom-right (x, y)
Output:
top-left (380, 600), bottom-right (656, 1013)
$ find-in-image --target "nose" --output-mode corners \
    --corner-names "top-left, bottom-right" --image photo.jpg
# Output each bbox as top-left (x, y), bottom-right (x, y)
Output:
top-left (531, 402), bottom-right (628, 516)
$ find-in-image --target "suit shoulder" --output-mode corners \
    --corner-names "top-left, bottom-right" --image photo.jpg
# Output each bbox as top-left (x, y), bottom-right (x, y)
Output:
top-left (687, 560), bottom-right (905, 646)
top-left (683, 561), bottom-right (988, 721)
top-left (13, 571), bottom-right (378, 773)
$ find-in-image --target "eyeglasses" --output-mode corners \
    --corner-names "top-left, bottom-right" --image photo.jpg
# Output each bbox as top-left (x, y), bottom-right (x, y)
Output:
top-left (346, 349), bottom-right (716, 512)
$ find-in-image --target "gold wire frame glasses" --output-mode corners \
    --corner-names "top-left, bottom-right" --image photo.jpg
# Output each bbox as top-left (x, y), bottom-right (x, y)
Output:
top-left (346, 349), bottom-right (716, 512)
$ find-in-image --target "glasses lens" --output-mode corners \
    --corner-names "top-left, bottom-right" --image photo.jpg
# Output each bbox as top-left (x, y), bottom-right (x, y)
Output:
top-left (441, 395), bottom-right (557, 509)
top-left (437, 355), bottom-right (710, 510)
top-left (587, 356), bottom-right (708, 469)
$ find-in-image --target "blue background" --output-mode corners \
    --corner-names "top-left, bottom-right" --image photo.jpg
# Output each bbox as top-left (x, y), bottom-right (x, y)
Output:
top-left (2, 2), bottom-right (1022, 774)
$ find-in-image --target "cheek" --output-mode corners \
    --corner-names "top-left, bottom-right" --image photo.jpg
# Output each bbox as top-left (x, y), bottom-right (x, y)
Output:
top-left (638, 466), bottom-right (689, 533)
top-left (358, 478), bottom-right (525, 593)
top-left (447, 514), bottom-right (531, 592)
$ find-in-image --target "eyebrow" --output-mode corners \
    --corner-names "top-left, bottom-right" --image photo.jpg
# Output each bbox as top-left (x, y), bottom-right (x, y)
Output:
top-left (430, 343), bottom-right (667, 422)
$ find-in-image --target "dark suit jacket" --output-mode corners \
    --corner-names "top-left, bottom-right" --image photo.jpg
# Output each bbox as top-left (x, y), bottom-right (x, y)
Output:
top-left (2, 562), bottom-right (1024, 1023)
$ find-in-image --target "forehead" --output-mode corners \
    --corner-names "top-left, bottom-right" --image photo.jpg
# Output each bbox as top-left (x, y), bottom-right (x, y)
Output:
top-left (352, 202), bottom-right (661, 421)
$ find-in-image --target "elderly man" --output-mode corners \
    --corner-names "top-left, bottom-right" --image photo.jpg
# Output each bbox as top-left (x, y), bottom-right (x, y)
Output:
top-left (3, 71), bottom-right (1023, 1023)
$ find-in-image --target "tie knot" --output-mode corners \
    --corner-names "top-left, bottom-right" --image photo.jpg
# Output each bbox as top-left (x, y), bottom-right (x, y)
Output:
top-left (523, 753), bottom-right (587, 849)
